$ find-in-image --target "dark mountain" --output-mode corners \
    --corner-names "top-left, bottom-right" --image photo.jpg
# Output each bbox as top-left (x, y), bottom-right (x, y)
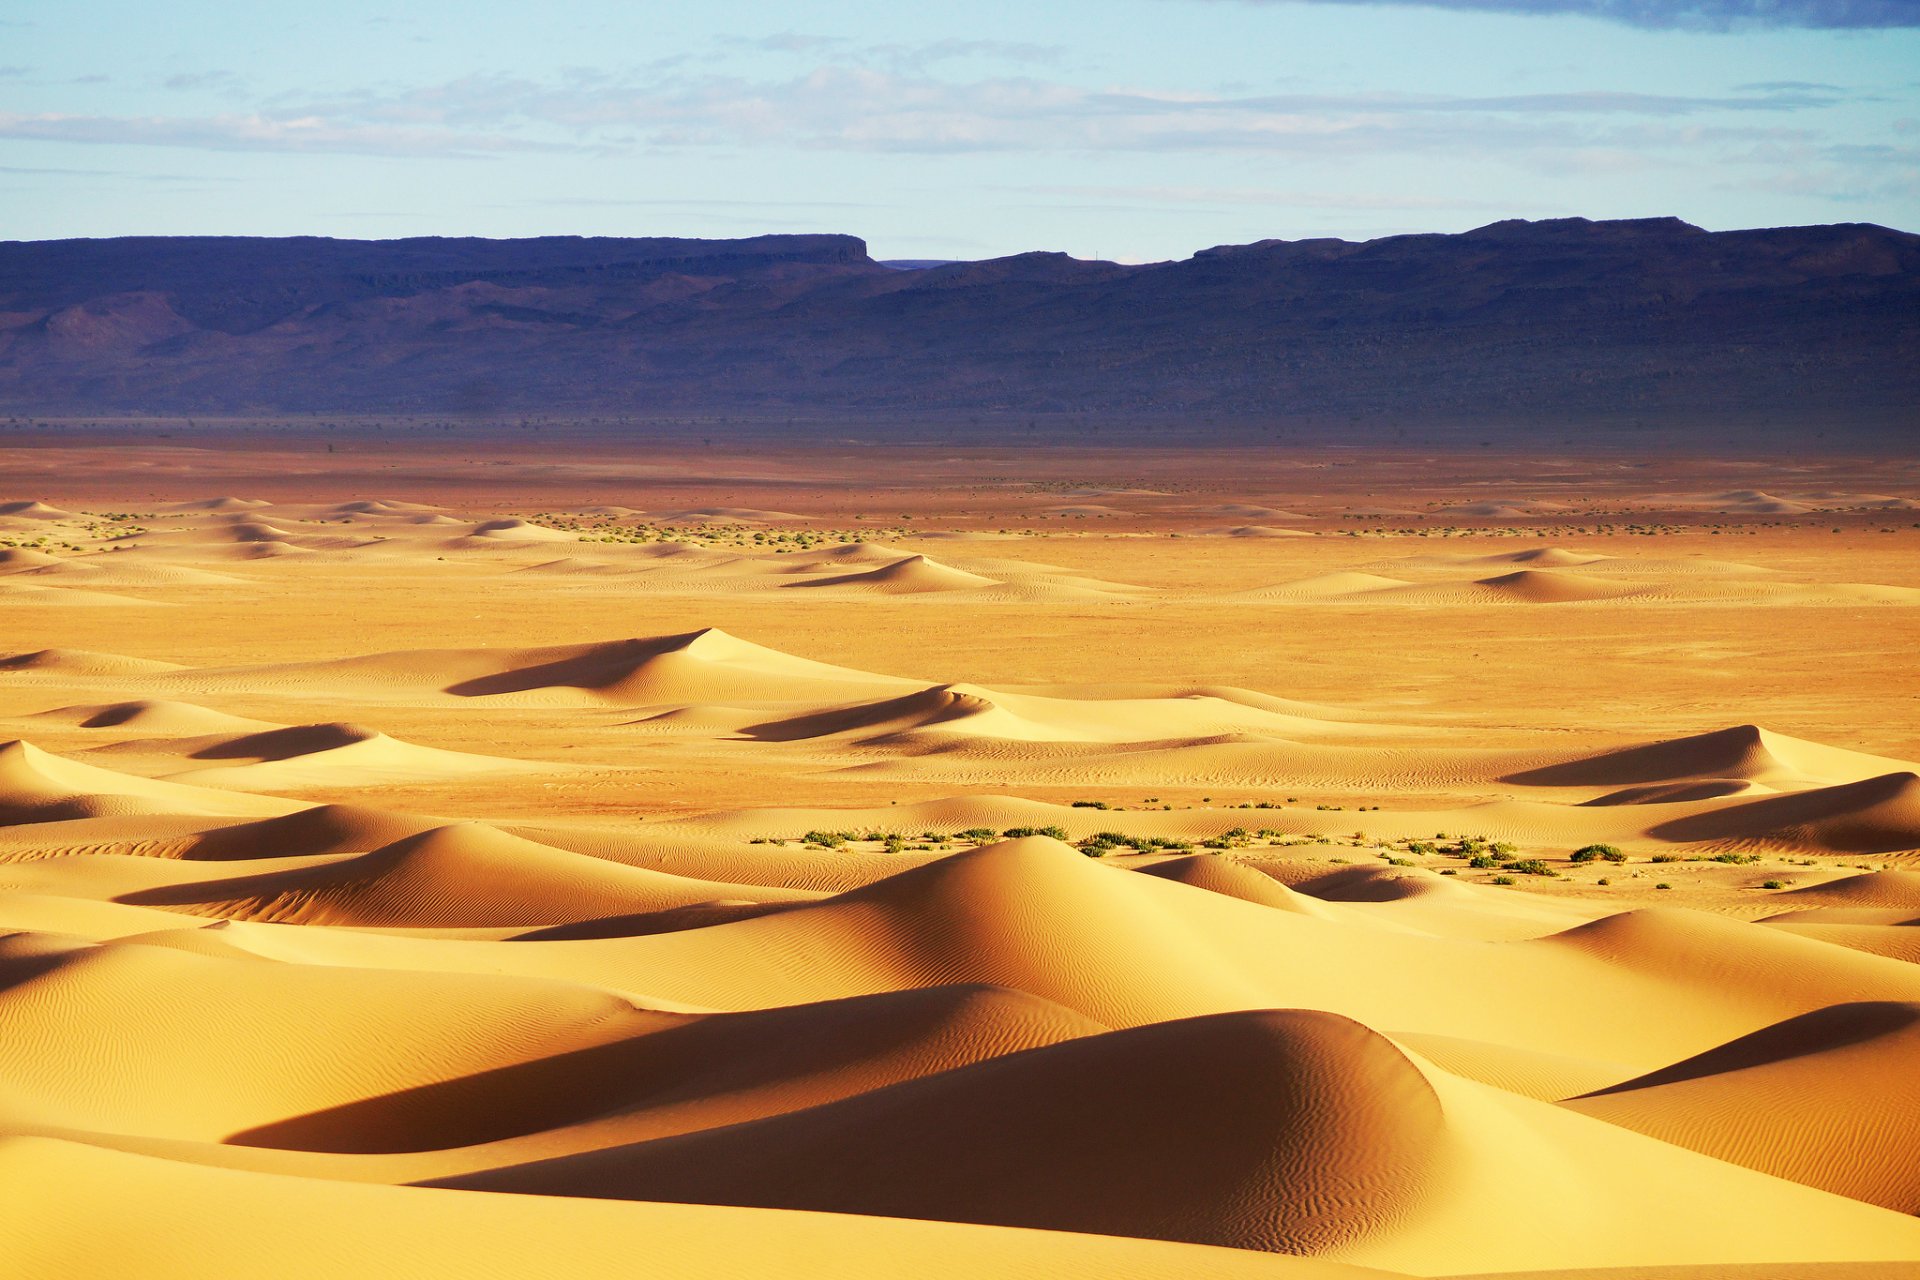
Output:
top-left (1, 219), bottom-right (1914, 439)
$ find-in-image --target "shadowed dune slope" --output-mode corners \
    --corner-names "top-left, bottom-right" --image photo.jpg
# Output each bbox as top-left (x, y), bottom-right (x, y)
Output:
top-left (1507, 725), bottom-right (1915, 788)
top-left (438, 1007), bottom-right (1920, 1272)
top-left (1647, 772), bottom-right (1920, 853)
top-left (0, 1138), bottom-right (1392, 1280)
top-left (1567, 1002), bottom-right (1920, 1213)
top-left (437, 1010), bottom-right (1447, 1255)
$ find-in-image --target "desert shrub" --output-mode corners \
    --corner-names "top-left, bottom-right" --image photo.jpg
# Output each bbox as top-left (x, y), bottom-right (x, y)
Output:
top-left (1491, 875), bottom-right (1516, 885)
top-left (1655, 882), bottom-right (1673, 890)
top-left (1071, 800), bottom-right (1109, 809)
top-left (802, 830), bottom-right (852, 847)
top-left (1572, 843), bottom-right (1625, 863)
top-left (1506, 859), bottom-right (1557, 877)
top-left (1651, 854), bottom-right (1680, 864)
top-left (1468, 854), bottom-right (1498, 869)
top-left (1711, 853), bottom-right (1760, 864)
top-left (1001, 825), bottom-right (1068, 841)
top-left (1761, 879), bottom-right (1785, 889)
top-left (957, 827), bottom-right (997, 842)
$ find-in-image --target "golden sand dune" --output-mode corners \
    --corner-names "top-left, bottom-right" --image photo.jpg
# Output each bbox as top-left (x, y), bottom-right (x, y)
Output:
top-left (456, 518), bottom-right (576, 543)
top-left (0, 499), bottom-right (80, 523)
top-left (783, 553), bottom-right (998, 592)
top-left (117, 822), bottom-right (816, 926)
top-left (1567, 1001), bottom-right (1920, 1212)
top-left (1647, 772), bottom-right (1920, 854)
top-left (90, 721), bottom-right (555, 791)
top-left (1509, 724), bottom-right (1916, 789)
top-left (31, 698), bottom-right (282, 735)
top-left (513, 542), bottom-right (1149, 600)
top-left (123, 628), bottom-right (914, 708)
top-left (1774, 870), bottom-right (1920, 909)
top-left (742, 682), bottom-right (1385, 748)
top-left (1228, 546), bottom-right (1919, 607)
top-left (436, 1006), bottom-right (1920, 1272)
top-left (0, 1140), bottom-right (1384, 1280)
top-left (161, 496), bottom-right (271, 512)
top-left (0, 740), bottom-right (295, 823)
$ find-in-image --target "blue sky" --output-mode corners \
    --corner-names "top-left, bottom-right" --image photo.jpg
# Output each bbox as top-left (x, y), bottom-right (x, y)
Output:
top-left (1, 0), bottom-right (1915, 259)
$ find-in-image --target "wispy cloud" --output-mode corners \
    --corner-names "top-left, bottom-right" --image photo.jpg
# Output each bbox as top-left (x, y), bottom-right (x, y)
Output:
top-left (0, 61), bottom-right (1884, 199)
top-left (1220, 0), bottom-right (1920, 31)
top-left (262, 68), bottom-right (1848, 154)
top-left (0, 111), bottom-right (564, 157)
top-left (1013, 183), bottom-right (1550, 211)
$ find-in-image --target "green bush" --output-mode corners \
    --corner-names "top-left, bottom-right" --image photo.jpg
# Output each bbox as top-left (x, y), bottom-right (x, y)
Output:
top-left (1491, 875), bottom-right (1516, 885)
top-left (1506, 859), bottom-right (1557, 877)
top-left (1761, 879), bottom-right (1785, 890)
top-left (1001, 825), bottom-right (1069, 841)
top-left (1572, 843), bottom-right (1626, 863)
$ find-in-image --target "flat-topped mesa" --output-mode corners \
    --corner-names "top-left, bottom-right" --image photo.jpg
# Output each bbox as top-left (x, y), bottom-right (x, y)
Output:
top-left (2, 220), bottom-right (1912, 429)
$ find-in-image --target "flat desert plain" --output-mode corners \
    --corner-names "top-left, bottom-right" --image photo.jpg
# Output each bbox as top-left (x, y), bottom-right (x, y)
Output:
top-left (3, 432), bottom-right (1920, 1279)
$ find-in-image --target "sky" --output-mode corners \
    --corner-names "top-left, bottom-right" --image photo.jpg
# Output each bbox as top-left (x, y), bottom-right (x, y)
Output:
top-left (1, 0), bottom-right (1916, 261)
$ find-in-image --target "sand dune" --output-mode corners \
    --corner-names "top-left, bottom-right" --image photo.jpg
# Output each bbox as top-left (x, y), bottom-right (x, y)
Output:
top-left (1648, 772), bottom-right (1920, 854)
top-left (0, 1140), bottom-right (1370, 1280)
top-left (459, 518), bottom-right (574, 543)
top-left (121, 822), bottom-right (815, 926)
top-left (1509, 724), bottom-right (1917, 789)
top-left (0, 740), bottom-right (294, 823)
top-left (163, 496), bottom-right (271, 512)
top-left (1470, 568), bottom-right (1629, 602)
top-left (108, 721), bottom-right (552, 790)
top-left (782, 553), bottom-right (1002, 595)
top-left (135, 628), bottom-right (915, 708)
top-left (180, 803), bottom-right (447, 860)
top-left (32, 699), bottom-right (281, 735)
top-left (0, 547), bottom-right (67, 571)
top-left (440, 1005), bottom-right (1920, 1272)
top-left (1206, 524), bottom-right (1317, 537)
top-left (0, 499), bottom-right (78, 519)
top-left (1775, 870), bottom-right (1920, 909)
top-left (1568, 1001), bottom-right (1920, 1212)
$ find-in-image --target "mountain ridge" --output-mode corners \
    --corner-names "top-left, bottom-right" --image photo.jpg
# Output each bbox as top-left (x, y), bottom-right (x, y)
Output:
top-left (1, 219), bottom-right (1914, 437)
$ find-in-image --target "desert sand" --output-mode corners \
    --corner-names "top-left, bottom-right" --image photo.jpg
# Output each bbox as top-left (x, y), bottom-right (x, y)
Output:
top-left (1, 433), bottom-right (1918, 1278)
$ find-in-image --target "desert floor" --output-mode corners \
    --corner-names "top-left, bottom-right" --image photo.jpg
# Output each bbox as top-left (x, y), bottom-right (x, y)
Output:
top-left (2, 432), bottom-right (1918, 1279)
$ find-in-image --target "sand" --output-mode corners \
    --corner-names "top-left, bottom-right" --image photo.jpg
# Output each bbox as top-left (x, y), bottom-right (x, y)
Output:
top-left (0, 437), bottom-right (1917, 1278)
